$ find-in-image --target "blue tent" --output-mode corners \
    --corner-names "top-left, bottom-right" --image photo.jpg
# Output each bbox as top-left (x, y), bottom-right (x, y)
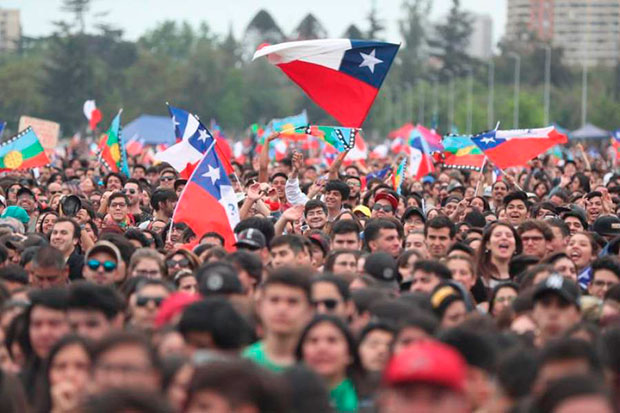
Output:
top-left (122, 115), bottom-right (175, 145)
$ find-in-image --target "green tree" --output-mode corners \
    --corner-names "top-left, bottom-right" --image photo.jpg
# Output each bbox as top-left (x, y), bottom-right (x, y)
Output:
top-left (399, 0), bottom-right (431, 85)
top-left (366, 0), bottom-right (385, 40)
top-left (428, 0), bottom-right (472, 79)
top-left (343, 24), bottom-right (364, 39)
top-left (61, 0), bottom-right (91, 33)
top-left (292, 14), bottom-right (327, 40)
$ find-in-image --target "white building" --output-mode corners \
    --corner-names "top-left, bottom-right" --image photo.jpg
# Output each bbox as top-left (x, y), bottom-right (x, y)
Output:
top-left (0, 8), bottom-right (20, 52)
top-left (467, 13), bottom-right (494, 60)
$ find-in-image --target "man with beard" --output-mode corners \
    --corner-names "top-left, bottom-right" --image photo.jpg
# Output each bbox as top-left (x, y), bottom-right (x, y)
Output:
top-left (140, 189), bottom-right (177, 229)
top-left (345, 175), bottom-right (362, 206)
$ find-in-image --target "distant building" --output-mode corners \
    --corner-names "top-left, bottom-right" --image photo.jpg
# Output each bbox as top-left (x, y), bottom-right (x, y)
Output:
top-left (467, 13), bottom-right (493, 59)
top-left (0, 8), bottom-right (21, 52)
top-left (506, 0), bottom-right (620, 67)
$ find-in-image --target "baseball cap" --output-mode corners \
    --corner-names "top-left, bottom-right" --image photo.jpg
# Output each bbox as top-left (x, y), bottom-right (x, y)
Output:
top-left (16, 187), bottom-right (35, 199)
top-left (234, 228), bottom-right (266, 250)
top-left (402, 207), bottom-right (426, 223)
top-left (199, 267), bottom-right (243, 296)
top-left (592, 215), bottom-right (620, 237)
top-left (353, 205), bottom-right (371, 218)
top-left (383, 340), bottom-right (466, 393)
top-left (85, 240), bottom-right (122, 263)
top-left (308, 232), bottom-right (330, 256)
top-left (533, 274), bottom-right (581, 308)
top-left (363, 252), bottom-right (398, 289)
top-left (374, 192), bottom-right (399, 210)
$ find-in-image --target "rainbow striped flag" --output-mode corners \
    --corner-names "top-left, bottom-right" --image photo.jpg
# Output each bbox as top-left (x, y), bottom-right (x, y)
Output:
top-left (0, 127), bottom-right (49, 171)
top-left (392, 158), bottom-right (407, 194)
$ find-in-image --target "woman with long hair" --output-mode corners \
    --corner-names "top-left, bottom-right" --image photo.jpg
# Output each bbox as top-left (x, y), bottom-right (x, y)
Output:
top-left (35, 335), bottom-right (93, 413)
top-left (296, 315), bottom-right (368, 412)
top-left (476, 221), bottom-right (523, 292)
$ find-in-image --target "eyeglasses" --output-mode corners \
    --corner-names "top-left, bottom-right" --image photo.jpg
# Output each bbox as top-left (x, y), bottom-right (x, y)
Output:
top-left (136, 295), bottom-right (165, 307)
top-left (312, 299), bottom-right (339, 310)
top-left (87, 259), bottom-right (117, 272)
top-left (372, 204), bottom-right (393, 213)
top-left (109, 202), bottom-right (127, 209)
top-left (167, 258), bottom-right (189, 268)
top-left (160, 176), bottom-right (175, 182)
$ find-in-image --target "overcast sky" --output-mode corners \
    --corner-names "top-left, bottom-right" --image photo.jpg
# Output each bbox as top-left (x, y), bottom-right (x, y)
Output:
top-left (4, 0), bottom-right (507, 45)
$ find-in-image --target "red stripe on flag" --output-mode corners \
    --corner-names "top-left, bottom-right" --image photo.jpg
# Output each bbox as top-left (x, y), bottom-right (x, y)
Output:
top-left (278, 60), bottom-right (379, 127)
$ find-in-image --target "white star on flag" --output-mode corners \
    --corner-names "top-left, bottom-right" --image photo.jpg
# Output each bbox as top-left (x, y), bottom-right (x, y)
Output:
top-left (172, 116), bottom-right (179, 127)
top-left (202, 165), bottom-right (220, 184)
top-left (359, 49), bottom-right (383, 73)
top-left (197, 128), bottom-right (209, 142)
top-left (481, 136), bottom-right (495, 144)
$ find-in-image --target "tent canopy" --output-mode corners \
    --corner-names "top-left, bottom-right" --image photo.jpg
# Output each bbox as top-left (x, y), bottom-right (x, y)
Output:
top-left (570, 123), bottom-right (609, 140)
top-left (122, 115), bottom-right (175, 145)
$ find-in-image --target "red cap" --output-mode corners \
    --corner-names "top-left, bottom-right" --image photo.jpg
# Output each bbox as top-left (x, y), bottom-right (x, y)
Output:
top-left (374, 192), bottom-right (399, 210)
top-left (154, 292), bottom-right (201, 329)
top-left (383, 340), bottom-right (466, 393)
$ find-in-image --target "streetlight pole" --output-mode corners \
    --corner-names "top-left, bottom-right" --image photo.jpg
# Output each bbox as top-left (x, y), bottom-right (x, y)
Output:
top-left (508, 52), bottom-right (521, 129)
top-left (432, 76), bottom-right (439, 129)
top-left (488, 58), bottom-right (494, 130)
top-left (418, 79), bottom-right (425, 125)
top-left (543, 45), bottom-right (551, 125)
top-left (466, 67), bottom-right (473, 134)
top-left (447, 71), bottom-right (455, 133)
top-left (581, 63), bottom-right (588, 126)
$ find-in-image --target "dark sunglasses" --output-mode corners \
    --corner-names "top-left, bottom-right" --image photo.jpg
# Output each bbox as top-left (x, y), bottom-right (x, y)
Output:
top-left (372, 204), bottom-right (393, 212)
top-left (122, 189), bottom-right (138, 194)
top-left (87, 259), bottom-right (117, 272)
top-left (312, 299), bottom-right (339, 310)
top-left (136, 296), bottom-right (165, 307)
top-left (160, 176), bottom-right (175, 182)
top-left (167, 258), bottom-right (190, 268)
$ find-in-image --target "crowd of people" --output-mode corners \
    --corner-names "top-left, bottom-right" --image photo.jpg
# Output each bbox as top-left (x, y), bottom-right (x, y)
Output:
top-left (0, 131), bottom-right (616, 412)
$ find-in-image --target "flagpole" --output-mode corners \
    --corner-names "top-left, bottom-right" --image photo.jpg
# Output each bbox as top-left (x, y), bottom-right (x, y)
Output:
top-left (474, 157), bottom-right (488, 197)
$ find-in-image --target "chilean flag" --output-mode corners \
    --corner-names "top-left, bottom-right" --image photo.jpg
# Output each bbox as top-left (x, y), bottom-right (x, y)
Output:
top-left (253, 39), bottom-right (400, 127)
top-left (173, 143), bottom-right (240, 251)
top-left (156, 105), bottom-right (233, 179)
top-left (83, 100), bottom-right (103, 131)
top-left (471, 126), bottom-right (568, 170)
top-left (410, 134), bottom-right (435, 179)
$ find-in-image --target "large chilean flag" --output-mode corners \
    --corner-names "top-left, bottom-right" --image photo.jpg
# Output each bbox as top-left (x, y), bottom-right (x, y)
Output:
top-left (471, 126), bottom-right (568, 170)
top-left (253, 39), bottom-right (400, 127)
top-left (172, 143), bottom-right (240, 251)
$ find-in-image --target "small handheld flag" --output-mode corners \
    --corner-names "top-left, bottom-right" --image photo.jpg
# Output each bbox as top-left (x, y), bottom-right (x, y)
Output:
top-left (253, 39), bottom-right (400, 127)
top-left (97, 110), bottom-right (127, 174)
top-left (83, 100), bottom-right (103, 131)
top-left (298, 125), bottom-right (358, 152)
top-left (392, 158), bottom-right (407, 194)
top-left (439, 135), bottom-right (485, 171)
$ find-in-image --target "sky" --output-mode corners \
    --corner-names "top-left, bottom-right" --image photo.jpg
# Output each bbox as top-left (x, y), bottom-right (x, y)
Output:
top-left (3, 0), bottom-right (507, 46)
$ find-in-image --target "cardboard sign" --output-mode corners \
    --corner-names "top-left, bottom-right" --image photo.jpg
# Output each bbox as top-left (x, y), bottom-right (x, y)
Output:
top-left (18, 116), bottom-right (60, 151)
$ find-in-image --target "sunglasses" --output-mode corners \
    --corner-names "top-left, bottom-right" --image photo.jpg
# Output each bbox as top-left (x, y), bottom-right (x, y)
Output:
top-left (312, 299), bottom-right (339, 310)
top-left (123, 189), bottom-right (138, 194)
top-left (87, 259), bottom-right (117, 272)
top-left (167, 258), bottom-right (190, 268)
top-left (160, 176), bottom-right (175, 182)
top-left (372, 204), bottom-right (393, 212)
top-left (136, 296), bottom-right (165, 307)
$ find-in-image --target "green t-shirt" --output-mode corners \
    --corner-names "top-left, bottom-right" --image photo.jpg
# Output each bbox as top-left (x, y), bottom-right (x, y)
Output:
top-left (330, 378), bottom-right (358, 413)
top-left (242, 341), bottom-right (286, 373)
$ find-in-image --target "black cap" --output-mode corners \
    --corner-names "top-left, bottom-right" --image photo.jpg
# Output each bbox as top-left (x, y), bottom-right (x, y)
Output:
top-left (363, 252), bottom-right (398, 288)
top-left (533, 274), bottom-right (580, 308)
top-left (234, 228), bottom-right (266, 249)
top-left (199, 268), bottom-right (243, 296)
top-left (16, 187), bottom-right (35, 199)
top-left (402, 207), bottom-right (426, 223)
top-left (592, 215), bottom-right (620, 237)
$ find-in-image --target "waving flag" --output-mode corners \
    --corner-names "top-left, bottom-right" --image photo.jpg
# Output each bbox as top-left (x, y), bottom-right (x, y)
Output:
top-left (410, 124), bottom-right (443, 153)
top-left (389, 123), bottom-right (415, 140)
top-left (253, 39), bottom-right (399, 127)
top-left (98, 110), bottom-right (127, 174)
top-left (83, 100), bottom-right (103, 131)
top-left (158, 104), bottom-right (233, 179)
top-left (471, 126), bottom-right (568, 169)
top-left (439, 135), bottom-right (485, 170)
top-left (392, 158), bottom-right (407, 194)
top-left (409, 134), bottom-right (435, 179)
top-left (299, 125), bottom-right (357, 152)
top-left (0, 127), bottom-right (49, 171)
top-left (173, 142), bottom-right (240, 251)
